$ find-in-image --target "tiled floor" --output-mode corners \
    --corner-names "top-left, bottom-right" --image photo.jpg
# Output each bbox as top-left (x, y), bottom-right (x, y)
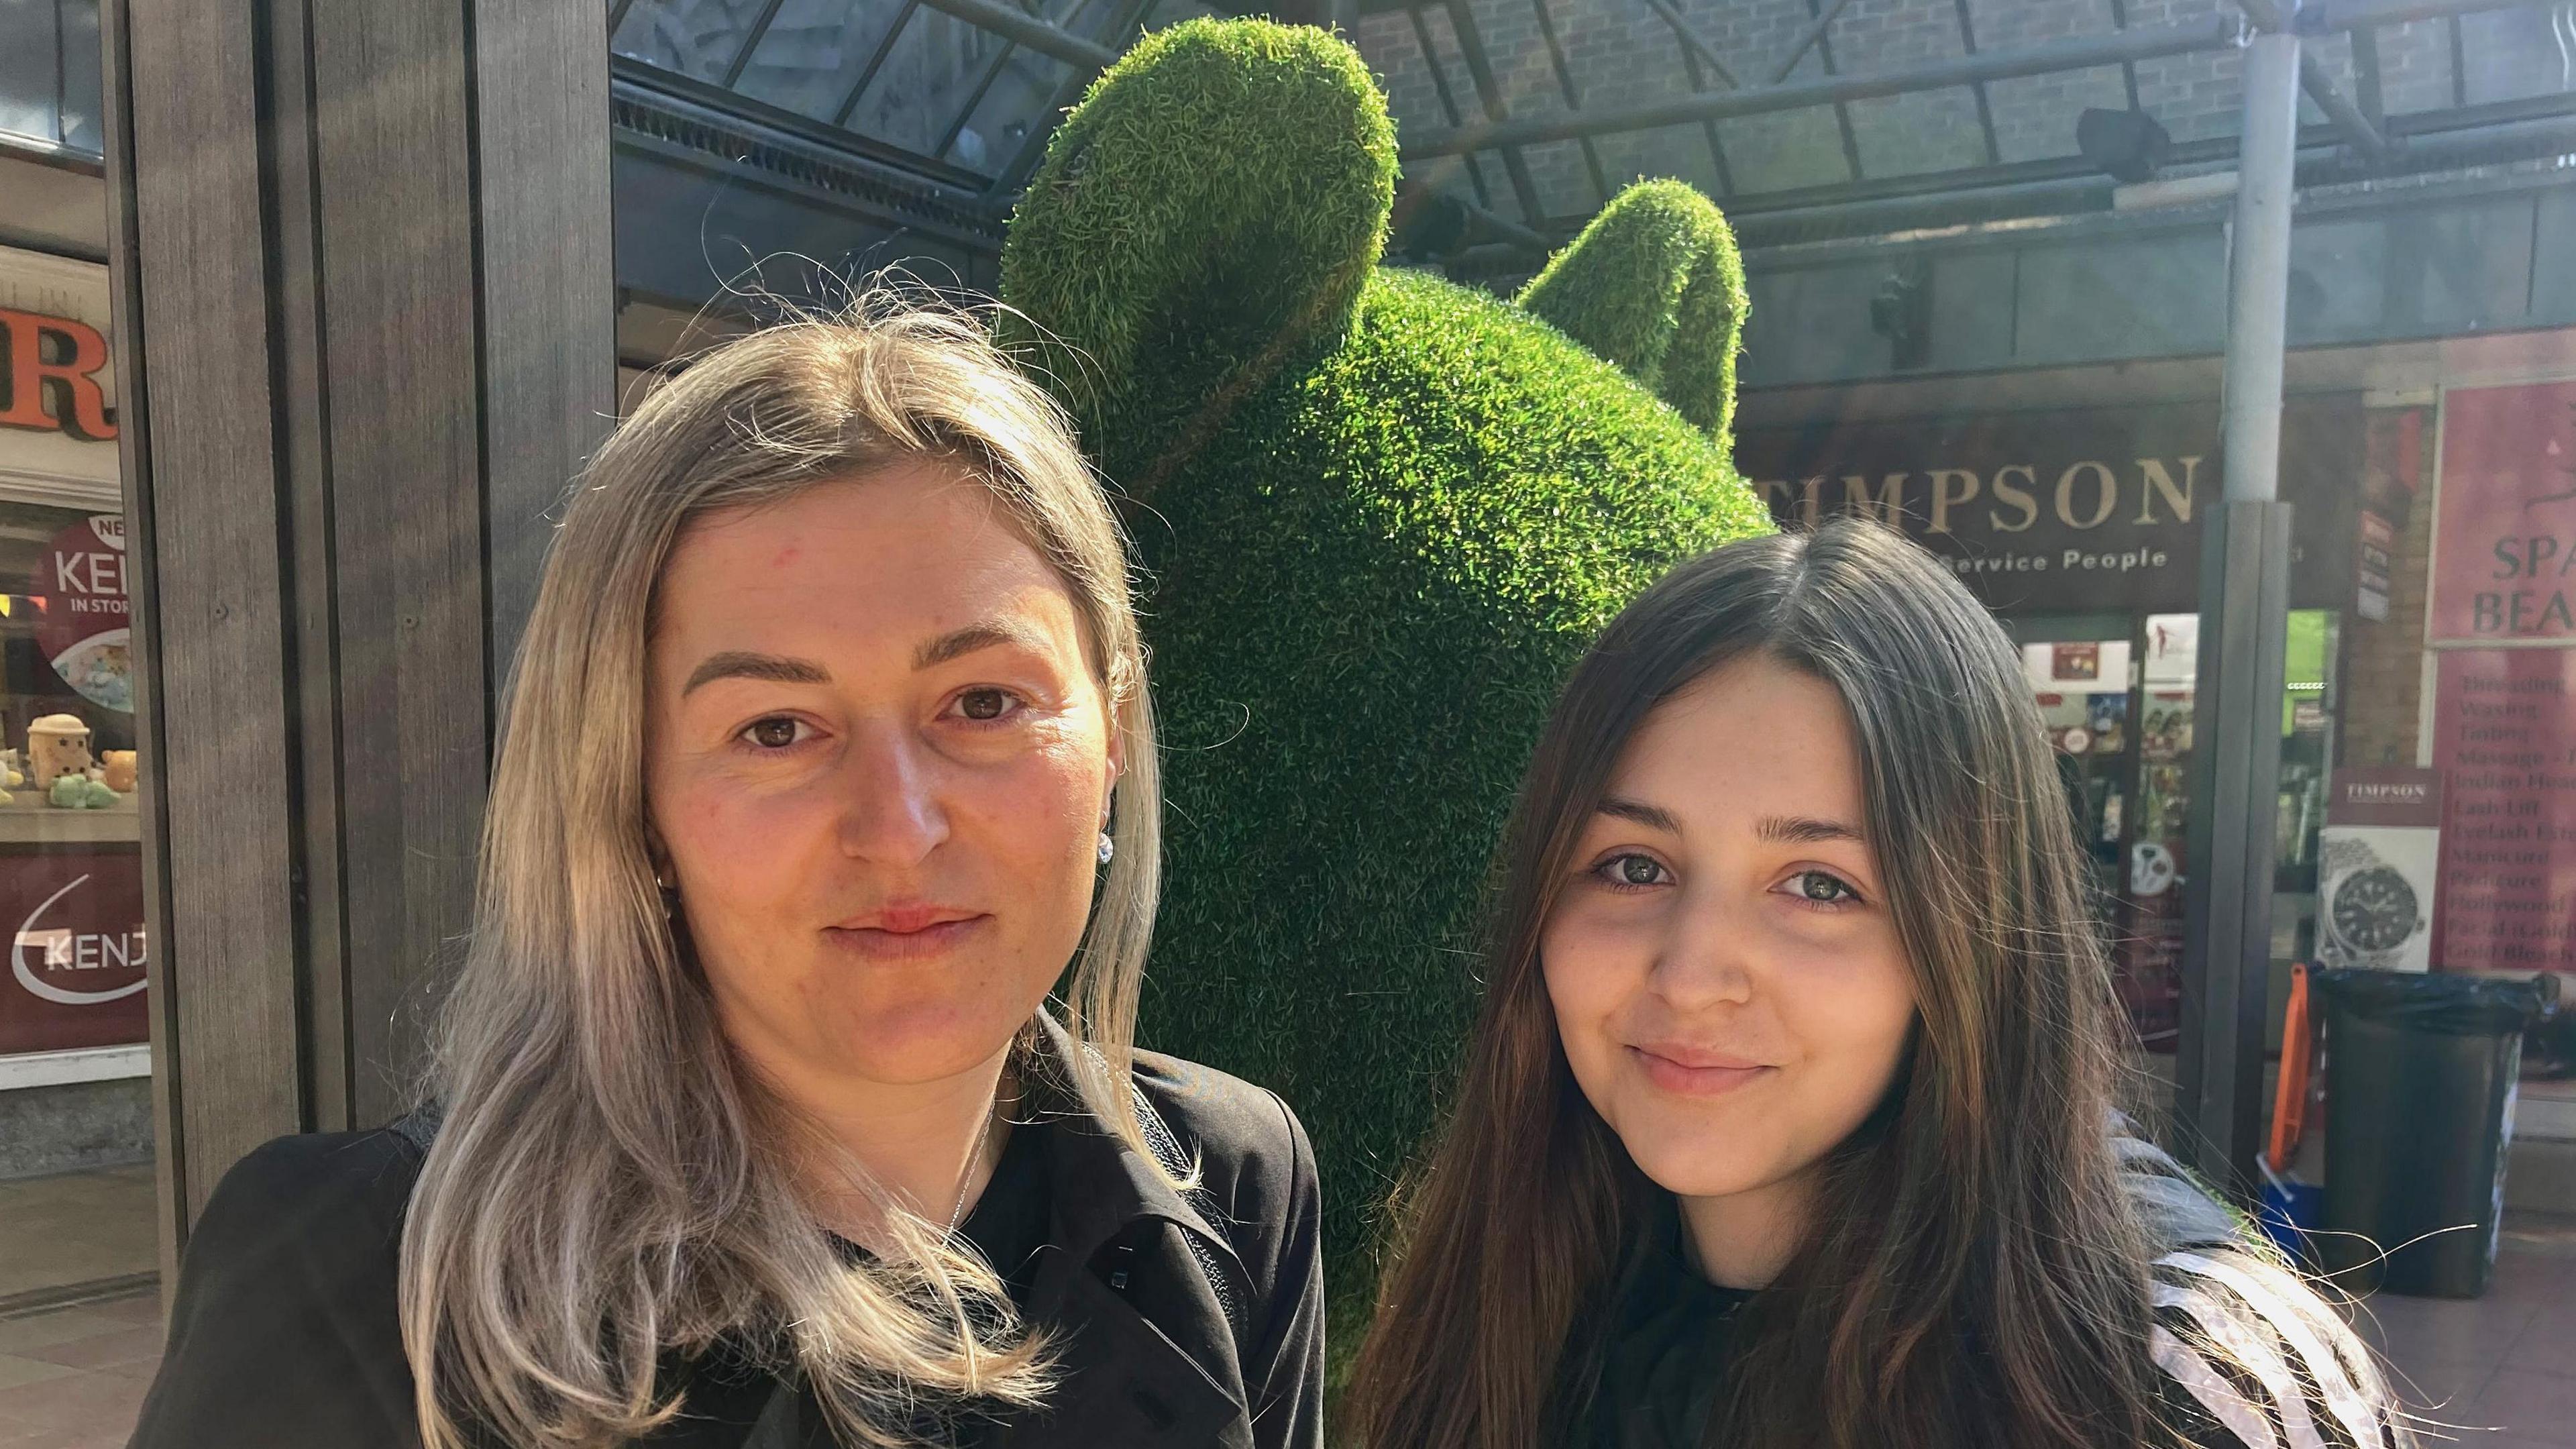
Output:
top-left (2354, 1215), bottom-right (2576, 1448)
top-left (0, 1219), bottom-right (2569, 1446)
top-left (0, 1289), bottom-right (162, 1449)
top-left (0, 1167), bottom-right (156, 1307)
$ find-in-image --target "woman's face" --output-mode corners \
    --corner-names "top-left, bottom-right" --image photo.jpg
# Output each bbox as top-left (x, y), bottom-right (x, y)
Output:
top-left (644, 463), bottom-right (1118, 1092)
top-left (1542, 653), bottom-right (1918, 1209)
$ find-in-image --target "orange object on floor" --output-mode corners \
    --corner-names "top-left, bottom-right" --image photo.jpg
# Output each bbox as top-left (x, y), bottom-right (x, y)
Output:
top-left (2267, 963), bottom-right (2313, 1175)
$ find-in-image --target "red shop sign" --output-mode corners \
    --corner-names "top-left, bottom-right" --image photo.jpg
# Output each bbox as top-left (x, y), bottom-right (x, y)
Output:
top-left (2430, 380), bottom-right (2576, 643)
top-left (26, 515), bottom-right (133, 714)
top-left (0, 850), bottom-right (147, 1055)
top-left (2431, 649), bottom-right (2576, 971)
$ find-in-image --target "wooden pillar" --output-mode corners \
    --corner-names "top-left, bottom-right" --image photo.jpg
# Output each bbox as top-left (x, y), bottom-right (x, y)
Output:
top-left (95, 0), bottom-right (614, 1273)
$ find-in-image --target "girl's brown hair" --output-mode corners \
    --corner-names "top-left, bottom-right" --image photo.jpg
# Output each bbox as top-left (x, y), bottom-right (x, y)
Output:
top-left (1348, 520), bottom-right (2176, 1448)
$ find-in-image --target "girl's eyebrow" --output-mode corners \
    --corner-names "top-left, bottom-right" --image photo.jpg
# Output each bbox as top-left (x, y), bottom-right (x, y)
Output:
top-left (1597, 796), bottom-right (1680, 833)
top-left (1758, 814), bottom-right (1866, 845)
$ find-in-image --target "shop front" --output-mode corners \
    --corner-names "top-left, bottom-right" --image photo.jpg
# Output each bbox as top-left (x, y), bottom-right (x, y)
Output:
top-left (1735, 398), bottom-right (2370, 1052)
top-left (0, 244), bottom-right (150, 1228)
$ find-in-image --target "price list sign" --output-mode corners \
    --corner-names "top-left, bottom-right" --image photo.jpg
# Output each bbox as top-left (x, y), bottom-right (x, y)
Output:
top-left (2432, 649), bottom-right (2576, 971)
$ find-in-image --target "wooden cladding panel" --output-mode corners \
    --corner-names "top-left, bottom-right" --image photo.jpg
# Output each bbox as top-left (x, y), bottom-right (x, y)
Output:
top-left (474, 0), bottom-right (619, 676)
top-left (308, 1), bottom-right (490, 1126)
top-left (115, 0), bottom-right (305, 1221)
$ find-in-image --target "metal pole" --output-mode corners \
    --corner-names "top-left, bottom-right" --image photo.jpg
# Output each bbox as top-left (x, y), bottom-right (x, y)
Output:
top-left (2225, 30), bottom-right (2300, 506)
top-left (2239, 0), bottom-right (2392, 162)
top-left (2174, 25), bottom-right (2302, 1201)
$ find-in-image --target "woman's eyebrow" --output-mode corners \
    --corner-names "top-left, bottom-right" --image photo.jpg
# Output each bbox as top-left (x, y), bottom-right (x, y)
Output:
top-left (912, 619), bottom-right (1055, 670)
top-left (1597, 796), bottom-right (1680, 833)
top-left (682, 650), bottom-right (829, 696)
top-left (1758, 814), bottom-right (1866, 845)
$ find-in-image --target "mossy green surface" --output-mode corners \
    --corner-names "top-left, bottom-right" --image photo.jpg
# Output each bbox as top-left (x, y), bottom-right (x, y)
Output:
top-left (997, 17), bottom-right (1773, 1330)
top-left (996, 19), bottom-right (1396, 493)
top-left (1517, 178), bottom-right (1748, 439)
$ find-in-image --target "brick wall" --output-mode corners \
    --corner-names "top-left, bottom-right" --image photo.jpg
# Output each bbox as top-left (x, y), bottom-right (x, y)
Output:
top-left (1346, 0), bottom-right (2557, 225)
top-left (2339, 407), bottom-right (2434, 769)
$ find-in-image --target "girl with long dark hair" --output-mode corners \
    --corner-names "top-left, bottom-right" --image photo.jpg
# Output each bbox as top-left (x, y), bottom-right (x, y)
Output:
top-left (1348, 520), bottom-right (2406, 1449)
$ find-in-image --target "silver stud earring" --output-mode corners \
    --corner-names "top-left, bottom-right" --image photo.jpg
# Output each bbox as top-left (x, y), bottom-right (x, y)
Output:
top-left (1096, 831), bottom-right (1115, 867)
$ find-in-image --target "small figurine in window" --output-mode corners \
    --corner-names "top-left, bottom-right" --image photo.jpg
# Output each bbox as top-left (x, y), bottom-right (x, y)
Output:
top-left (28, 714), bottom-right (94, 800)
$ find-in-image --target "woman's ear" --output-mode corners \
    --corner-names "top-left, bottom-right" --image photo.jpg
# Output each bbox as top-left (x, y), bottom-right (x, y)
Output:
top-left (996, 18), bottom-right (1397, 498)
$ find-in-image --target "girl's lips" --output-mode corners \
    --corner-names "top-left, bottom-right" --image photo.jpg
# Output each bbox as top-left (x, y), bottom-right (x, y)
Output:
top-left (1628, 1044), bottom-right (1774, 1097)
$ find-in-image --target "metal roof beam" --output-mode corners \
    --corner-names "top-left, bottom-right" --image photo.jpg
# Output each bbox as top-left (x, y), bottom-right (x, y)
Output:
top-left (1441, 0), bottom-right (1549, 227)
top-left (1401, 13), bottom-right (2239, 157)
top-left (720, 0), bottom-right (793, 88)
top-left (2238, 0), bottom-right (2390, 164)
top-left (1407, 4), bottom-right (1497, 207)
top-left (2295, 49), bottom-right (2392, 162)
top-left (2314, 0), bottom-right (2548, 27)
top-left (1768, 0), bottom-right (1856, 83)
top-left (1636, 0), bottom-right (1740, 87)
top-left (987, 0), bottom-right (1161, 196)
top-left (913, 0), bottom-right (1118, 67)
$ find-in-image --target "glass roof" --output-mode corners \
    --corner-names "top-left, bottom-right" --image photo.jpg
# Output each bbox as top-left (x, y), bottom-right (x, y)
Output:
top-left (610, 0), bottom-right (1218, 183)
top-left (1354, 0), bottom-right (2576, 229)
top-left (0, 0), bottom-right (103, 159)
top-left (610, 0), bottom-right (2576, 239)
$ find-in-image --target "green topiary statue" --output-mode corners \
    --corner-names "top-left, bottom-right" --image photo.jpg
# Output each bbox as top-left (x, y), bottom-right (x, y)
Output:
top-left (997, 16), bottom-right (1772, 1342)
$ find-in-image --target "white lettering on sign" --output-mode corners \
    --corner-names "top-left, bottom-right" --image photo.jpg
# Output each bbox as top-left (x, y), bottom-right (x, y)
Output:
top-left (10, 875), bottom-right (146, 1005)
top-left (51, 550), bottom-right (125, 597)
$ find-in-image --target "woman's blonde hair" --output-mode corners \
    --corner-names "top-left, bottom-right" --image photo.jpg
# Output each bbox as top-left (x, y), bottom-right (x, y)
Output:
top-left (398, 297), bottom-right (1161, 1449)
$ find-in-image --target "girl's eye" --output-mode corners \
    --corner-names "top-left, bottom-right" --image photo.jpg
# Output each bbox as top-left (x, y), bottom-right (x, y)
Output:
top-left (953, 688), bottom-right (1019, 722)
top-left (1596, 853), bottom-right (1672, 889)
top-left (1783, 869), bottom-right (1862, 907)
top-left (741, 716), bottom-right (811, 750)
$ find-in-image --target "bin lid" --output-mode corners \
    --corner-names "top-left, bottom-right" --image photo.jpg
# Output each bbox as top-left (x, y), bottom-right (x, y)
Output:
top-left (2312, 967), bottom-right (2544, 1036)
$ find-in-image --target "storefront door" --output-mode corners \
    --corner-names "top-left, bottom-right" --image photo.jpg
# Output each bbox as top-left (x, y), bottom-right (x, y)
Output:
top-left (2012, 608), bottom-right (2339, 1052)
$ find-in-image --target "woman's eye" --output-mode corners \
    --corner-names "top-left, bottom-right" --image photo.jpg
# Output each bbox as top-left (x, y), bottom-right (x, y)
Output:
top-left (1784, 869), bottom-right (1861, 906)
top-left (1597, 853), bottom-right (1671, 888)
top-left (741, 717), bottom-right (809, 750)
top-left (953, 688), bottom-right (1018, 722)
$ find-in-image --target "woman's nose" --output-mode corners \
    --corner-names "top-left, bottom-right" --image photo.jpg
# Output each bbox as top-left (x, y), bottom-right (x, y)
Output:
top-left (834, 720), bottom-right (949, 864)
top-left (1652, 887), bottom-right (1758, 1010)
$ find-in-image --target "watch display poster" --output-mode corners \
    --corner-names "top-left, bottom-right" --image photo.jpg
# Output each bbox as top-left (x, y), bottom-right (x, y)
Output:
top-left (2317, 767), bottom-right (2441, 973)
top-left (2431, 649), bottom-right (2576, 972)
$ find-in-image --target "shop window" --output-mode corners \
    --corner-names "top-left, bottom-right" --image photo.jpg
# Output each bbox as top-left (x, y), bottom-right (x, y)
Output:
top-left (0, 248), bottom-right (152, 1311)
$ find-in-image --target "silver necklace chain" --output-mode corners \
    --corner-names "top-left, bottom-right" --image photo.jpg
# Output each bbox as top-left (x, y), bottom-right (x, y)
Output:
top-left (945, 1096), bottom-right (998, 1234)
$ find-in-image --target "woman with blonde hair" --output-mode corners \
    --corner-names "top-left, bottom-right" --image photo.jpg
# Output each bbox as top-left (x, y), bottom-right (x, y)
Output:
top-left (131, 301), bottom-right (1324, 1449)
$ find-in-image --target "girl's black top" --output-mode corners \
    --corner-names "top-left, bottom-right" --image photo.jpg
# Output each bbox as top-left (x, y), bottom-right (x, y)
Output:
top-left (1572, 1200), bottom-right (1753, 1449)
top-left (1562, 1139), bottom-right (2405, 1449)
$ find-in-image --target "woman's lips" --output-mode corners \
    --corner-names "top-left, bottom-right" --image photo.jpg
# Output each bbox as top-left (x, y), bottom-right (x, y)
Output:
top-left (1627, 1044), bottom-right (1774, 1097)
top-left (824, 910), bottom-right (991, 961)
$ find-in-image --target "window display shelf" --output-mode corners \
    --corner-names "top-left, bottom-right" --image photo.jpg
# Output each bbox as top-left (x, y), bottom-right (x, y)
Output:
top-left (0, 794), bottom-right (139, 846)
top-left (0, 1043), bottom-right (150, 1090)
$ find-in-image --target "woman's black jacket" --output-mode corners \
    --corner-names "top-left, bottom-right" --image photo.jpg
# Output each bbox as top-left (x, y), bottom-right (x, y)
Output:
top-left (127, 1013), bottom-right (1326, 1449)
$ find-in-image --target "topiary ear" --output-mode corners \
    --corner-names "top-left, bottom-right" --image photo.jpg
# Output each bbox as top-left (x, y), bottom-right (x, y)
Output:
top-left (1515, 179), bottom-right (1746, 441)
top-left (996, 19), bottom-right (1397, 496)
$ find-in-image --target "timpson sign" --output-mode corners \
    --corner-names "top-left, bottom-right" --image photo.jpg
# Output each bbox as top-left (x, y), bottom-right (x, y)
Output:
top-left (1734, 398), bottom-right (2364, 614)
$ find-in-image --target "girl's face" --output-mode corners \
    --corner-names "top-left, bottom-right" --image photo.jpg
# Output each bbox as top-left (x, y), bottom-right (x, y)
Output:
top-left (1542, 654), bottom-right (1919, 1216)
top-left (643, 464), bottom-right (1119, 1094)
